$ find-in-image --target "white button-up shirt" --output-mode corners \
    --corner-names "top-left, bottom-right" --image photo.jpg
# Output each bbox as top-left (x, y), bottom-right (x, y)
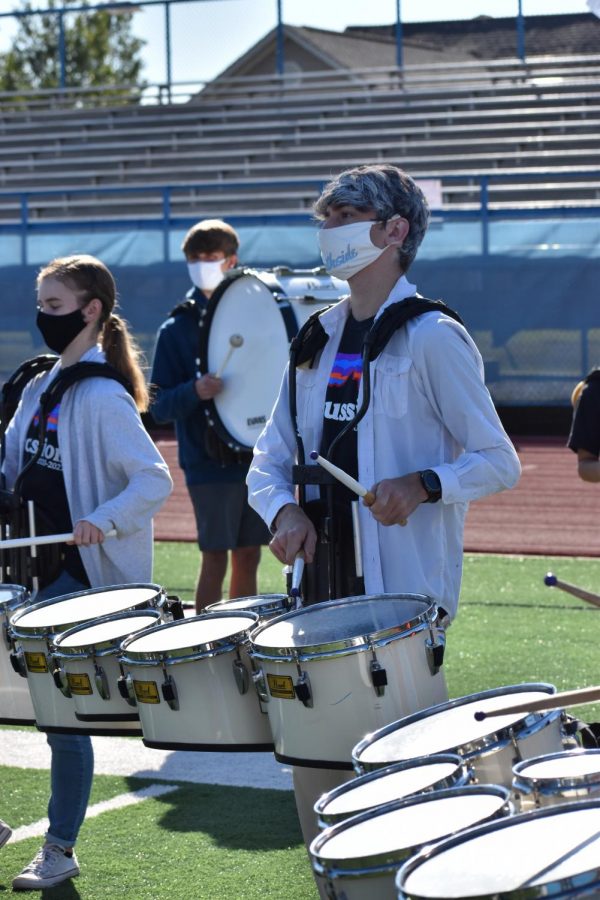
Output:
top-left (247, 276), bottom-right (520, 619)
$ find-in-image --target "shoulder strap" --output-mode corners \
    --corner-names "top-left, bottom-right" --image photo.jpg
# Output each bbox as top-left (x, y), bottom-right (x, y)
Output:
top-left (584, 368), bottom-right (600, 385)
top-left (0, 354), bottom-right (57, 435)
top-left (169, 298), bottom-right (197, 319)
top-left (290, 306), bottom-right (332, 368)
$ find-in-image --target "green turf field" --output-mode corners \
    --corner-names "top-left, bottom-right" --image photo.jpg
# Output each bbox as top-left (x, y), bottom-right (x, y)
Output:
top-left (1, 545), bottom-right (599, 897)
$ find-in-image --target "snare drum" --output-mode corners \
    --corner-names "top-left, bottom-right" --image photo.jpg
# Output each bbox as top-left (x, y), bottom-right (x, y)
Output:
top-left (198, 269), bottom-right (298, 453)
top-left (51, 609), bottom-right (163, 736)
top-left (249, 594), bottom-right (448, 769)
top-left (119, 612), bottom-right (274, 751)
top-left (512, 748), bottom-right (600, 810)
top-left (352, 684), bottom-right (568, 787)
top-left (0, 584), bottom-right (35, 725)
top-left (310, 784), bottom-right (512, 900)
top-left (396, 800), bottom-right (600, 899)
top-left (315, 753), bottom-right (472, 828)
top-left (9, 583), bottom-right (168, 733)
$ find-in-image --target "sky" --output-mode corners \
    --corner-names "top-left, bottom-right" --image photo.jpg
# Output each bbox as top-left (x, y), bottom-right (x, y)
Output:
top-left (0, 0), bottom-right (593, 87)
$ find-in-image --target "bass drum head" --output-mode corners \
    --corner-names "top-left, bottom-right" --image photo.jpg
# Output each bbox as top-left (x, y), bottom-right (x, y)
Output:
top-left (200, 271), bottom-right (297, 451)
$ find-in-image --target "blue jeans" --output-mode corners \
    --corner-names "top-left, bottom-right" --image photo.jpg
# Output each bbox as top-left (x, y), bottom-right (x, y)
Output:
top-left (35, 570), bottom-right (94, 848)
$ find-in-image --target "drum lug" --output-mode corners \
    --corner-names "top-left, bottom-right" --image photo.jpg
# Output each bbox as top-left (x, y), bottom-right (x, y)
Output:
top-left (165, 594), bottom-right (185, 621)
top-left (94, 663), bottom-right (111, 701)
top-left (52, 662), bottom-right (72, 698)
top-left (161, 674), bottom-right (179, 711)
top-left (295, 670), bottom-right (313, 707)
top-left (233, 658), bottom-right (249, 695)
top-left (9, 647), bottom-right (27, 678)
top-left (117, 672), bottom-right (137, 706)
top-left (251, 666), bottom-right (269, 704)
top-left (426, 629), bottom-right (446, 675)
top-left (370, 659), bottom-right (388, 697)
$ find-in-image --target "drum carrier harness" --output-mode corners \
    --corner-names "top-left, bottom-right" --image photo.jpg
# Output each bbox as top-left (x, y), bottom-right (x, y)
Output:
top-left (0, 358), bottom-right (133, 590)
top-left (288, 297), bottom-right (464, 606)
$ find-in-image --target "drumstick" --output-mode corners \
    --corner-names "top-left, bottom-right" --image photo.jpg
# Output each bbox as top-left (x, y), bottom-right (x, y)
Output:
top-left (310, 451), bottom-right (407, 526)
top-left (474, 685), bottom-right (600, 721)
top-left (289, 554), bottom-right (304, 604)
top-left (544, 572), bottom-right (600, 609)
top-left (215, 333), bottom-right (244, 378)
top-left (0, 529), bottom-right (117, 550)
top-left (27, 501), bottom-right (39, 594)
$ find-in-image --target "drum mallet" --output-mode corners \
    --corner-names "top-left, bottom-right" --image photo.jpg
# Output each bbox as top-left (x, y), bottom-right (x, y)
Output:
top-left (0, 529), bottom-right (117, 550)
top-left (544, 572), bottom-right (600, 609)
top-left (310, 451), bottom-right (407, 526)
top-left (289, 554), bottom-right (305, 608)
top-left (215, 333), bottom-right (244, 378)
top-left (474, 685), bottom-right (600, 721)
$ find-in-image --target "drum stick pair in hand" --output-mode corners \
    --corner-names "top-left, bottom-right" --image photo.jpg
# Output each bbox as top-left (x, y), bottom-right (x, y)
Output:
top-left (310, 452), bottom-right (408, 526)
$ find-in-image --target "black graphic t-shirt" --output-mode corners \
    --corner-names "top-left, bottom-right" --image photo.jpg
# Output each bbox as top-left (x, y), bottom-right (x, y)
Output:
top-left (20, 403), bottom-right (89, 585)
top-left (320, 312), bottom-right (374, 508)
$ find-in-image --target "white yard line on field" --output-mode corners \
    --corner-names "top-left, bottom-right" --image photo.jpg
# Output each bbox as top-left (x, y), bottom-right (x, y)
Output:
top-left (8, 784), bottom-right (178, 844)
top-left (1, 729), bottom-right (294, 790)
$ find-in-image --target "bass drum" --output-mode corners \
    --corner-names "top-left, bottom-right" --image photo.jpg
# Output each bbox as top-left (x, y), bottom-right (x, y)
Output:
top-left (198, 269), bottom-right (298, 453)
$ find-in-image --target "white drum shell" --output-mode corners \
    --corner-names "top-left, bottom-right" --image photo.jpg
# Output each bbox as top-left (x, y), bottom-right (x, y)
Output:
top-left (310, 785), bottom-right (512, 900)
top-left (352, 684), bottom-right (568, 787)
top-left (119, 614), bottom-right (273, 750)
top-left (396, 799), bottom-right (600, 899)
top-left (512, 749), bottom-right (600, 810)
top-left (0, 585), bottom-right (35, 725)
top-left (9, 584), bottom-right (166, 734)
top-left (250, 596), bottom-right (448, 768)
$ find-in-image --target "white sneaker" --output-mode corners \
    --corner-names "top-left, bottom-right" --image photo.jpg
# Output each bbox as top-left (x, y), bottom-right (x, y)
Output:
top-left (12, 844), bottom-right (80, 890)
top-left (0, 819), bottom-right (11, 849)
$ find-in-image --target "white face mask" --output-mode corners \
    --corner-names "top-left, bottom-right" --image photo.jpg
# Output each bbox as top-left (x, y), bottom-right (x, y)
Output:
top-left (317, 217), bottom-right (400, 280)
top-left (187, 259), bottom-right (226, 292)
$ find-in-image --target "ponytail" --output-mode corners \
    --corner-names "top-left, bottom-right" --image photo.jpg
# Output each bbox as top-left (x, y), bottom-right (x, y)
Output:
top-left (102, 313), bottom-right (149, 413)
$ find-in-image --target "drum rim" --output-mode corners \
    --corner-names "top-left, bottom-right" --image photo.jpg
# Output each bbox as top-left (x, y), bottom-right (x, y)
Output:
top-left (512, 748), bottom-right (600, 794)
top-left (205, 594), bottom-right (291, 615)
top-left (395, 798), bottom-right (600, 899)
top-left (351, 682), bottom-right (558, 768)
top-left (249, 593), bottom-right (436, 659)
top-left (119, 610), bottom-right (259, 665)
top-left (51, 609), bottom-right (163, 658)
top-left (0, 583), bottom-right (29, 611)
top-left (315, 753), bottom-right (470, 824)
top-left (9, 583), bottom-right (165, 638)
top-left (198, 268), bottom-right (298, 453)
top-left (310, 784), bottom-right (512, 875)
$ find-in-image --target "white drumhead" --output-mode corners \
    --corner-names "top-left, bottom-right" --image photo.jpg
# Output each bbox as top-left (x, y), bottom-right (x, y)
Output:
top-left (57, 614), bottom-right (160, 649)
top-left (207, 274), bottom-right (293, 448)
top-left (12, 586), bottom-right (159, 629)
top-left (517, 751), bottom-right (600, 779)
top-left (321, 761), bottom-right (459, 818)
top-left (400, 806), bottom-right (600, 898)
top-left (125, 614), bottom-right (256, 653)
top-left (207, 595), bottom-right (287, 613)
top-left (358, 690), bottom-right (553, 764)
top-left (318, 792), bottom-right (507, 861)
top-left (254, 595), bottom-right (431, 650)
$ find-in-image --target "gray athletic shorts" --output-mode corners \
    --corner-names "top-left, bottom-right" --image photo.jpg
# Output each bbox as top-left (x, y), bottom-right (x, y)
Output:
top-left (187, 482), bottom-right (270, 552)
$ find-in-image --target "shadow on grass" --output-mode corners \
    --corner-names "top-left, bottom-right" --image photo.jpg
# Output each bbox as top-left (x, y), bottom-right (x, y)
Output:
top-left (124, 778), bottom-right (303, 851)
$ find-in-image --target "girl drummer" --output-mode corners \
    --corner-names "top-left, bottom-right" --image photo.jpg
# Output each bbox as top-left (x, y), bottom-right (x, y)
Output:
top-left (2, 254), bottom-right (172, 890)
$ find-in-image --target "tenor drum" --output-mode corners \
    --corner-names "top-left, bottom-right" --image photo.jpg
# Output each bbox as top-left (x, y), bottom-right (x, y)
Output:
top-left (352, 684), bottom-right (568, 787)
top-left (315, 754), bottom-right (472, 828)
top-left (205, 593), bottom-right (293, 624)
top-left (51, 609), bottom-right (163, 736)
top-left (0, 584), bottom-right (35, 725)
top-left (249, 594), bottom-right (448, 769)
top-left (396, 800), bottom-right (600, 899)
top-left (512, 748), bottom-right (600, 810)
top-left (119, 612), bottom-right (274, 751)
top-left (310, 785), bottom-right (512, 900)
top-left (198, 269), bottom-right (298, 453)
top-left (9, 583), bottom-right (168, 733)
top-left (264, 266), bottom-right (348, 328)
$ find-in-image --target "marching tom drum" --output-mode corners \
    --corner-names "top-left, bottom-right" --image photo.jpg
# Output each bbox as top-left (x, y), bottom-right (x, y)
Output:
top-left (512, 748), bottom-right (600, 810)
top-left (9, 583), bottom-right (168, 733)
top-left (0, 583), bottom-right (35, 725)
top-left (249, 594), bottom-right (448, 769)
top-left (205, 594), bottom-right (293, 624)
top-left (118, 611), bottom-right (274, 751)
top-left (263, 266), bottom-right (348, 328)
top-left (352, 684), bottom-right (569, 787)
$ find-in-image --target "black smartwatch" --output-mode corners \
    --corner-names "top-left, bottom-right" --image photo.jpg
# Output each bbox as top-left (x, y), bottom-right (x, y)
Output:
top-left (419, 469), bottom-right (442, 503)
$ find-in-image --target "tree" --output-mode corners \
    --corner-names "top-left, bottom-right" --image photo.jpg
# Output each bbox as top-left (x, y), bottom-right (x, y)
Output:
top-left (0, 0), bottom-right (146, 100)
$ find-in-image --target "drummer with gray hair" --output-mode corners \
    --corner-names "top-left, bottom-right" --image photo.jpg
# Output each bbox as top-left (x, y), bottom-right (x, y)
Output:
top-left (246, 164), bottom-right (521, 864)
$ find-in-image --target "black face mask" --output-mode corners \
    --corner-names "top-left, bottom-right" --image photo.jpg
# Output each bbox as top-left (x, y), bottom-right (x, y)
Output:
top-left (36, 307), bottom-right (88, 355)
